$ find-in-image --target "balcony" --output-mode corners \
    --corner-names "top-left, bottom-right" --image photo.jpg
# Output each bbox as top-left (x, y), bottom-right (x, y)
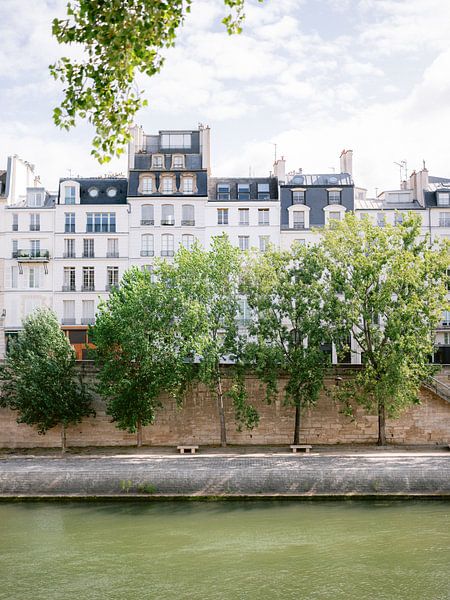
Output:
top-left (140, 219), bottom-right (154, 226)
top-left (181, 220), bottom-right (195, 226)
top-left (61, 318), bottom-right (76, 325)
top-left (106, 252), bottom-right (119, 258)
top-left (161, 218), bottom-right (175, 226)
top-left (161, 250), bottom-right (174, 257)
top-left (293, 223), bottom-right (306, 230)
top-left (63, 252), bottom-right (76, 258)
top-left (81, 285), bottom-right (95, 292)
top-left (82, 252), bottom-right (95, 258)
top-left (62, 285), bottom-right (76, 292)
top-left (140, 250), bottom-right (154, 256)
top-left (29, 225), bottom-right (40, 232)
top-left (13, 249), bottom-right (50, 261)
top-left (105, 284), bottom-right (119, 292)
top-left (81, 317), bottom-right (95, 325)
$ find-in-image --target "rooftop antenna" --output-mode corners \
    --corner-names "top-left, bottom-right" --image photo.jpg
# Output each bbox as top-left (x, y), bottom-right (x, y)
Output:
top-left (68, 168), bottom-right (72, 178)
top-left (394, 160), bottom-right (407, 187)
top-left (328, 167), bottom-right (335, 173)
top-left (271, 143), bottom-right (277, 162)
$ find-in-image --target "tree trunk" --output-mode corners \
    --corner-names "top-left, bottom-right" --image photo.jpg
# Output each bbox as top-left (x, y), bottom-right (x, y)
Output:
top-left (136, 419), bottom-right (143, 448)
top-left (377, 401), bottom-right (386, 446)
top-left (293, 403), bottom-right (301, 445)
top-left (61, 424), bottom-right (67, 455)
top-left (217, 374), bottom-right (227, 447)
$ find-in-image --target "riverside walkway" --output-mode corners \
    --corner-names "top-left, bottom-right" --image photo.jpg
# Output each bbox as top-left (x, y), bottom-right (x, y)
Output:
top-left (0, 447), bottom-right (449, 498)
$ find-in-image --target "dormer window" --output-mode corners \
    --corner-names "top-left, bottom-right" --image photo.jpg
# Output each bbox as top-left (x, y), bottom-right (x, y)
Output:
top-left (88, 187), bottom-right (99, 198)
top-left (238, 183), bottom-right (250, 200)
top-left (328, 190), bottom-right (342, 204)
top-left (183, 176), bottom-right (193, 194)
top-left (160, 175), bottom-right (175, 194)
top-left (106, 187), bottom-right (117, 198)
top-left (139, 174), bottom-right (155, 194)
top-left (172, 154), bottom-right (185, 169)
top-left (151, 154), bottom-right (164, 169)
top-left (258, 183), bottom-right (270, 200)
top-left (64, 186), bottom-right (76, 205)
top-left (28, 191), bottom-right (43, 207)
top-left (437, 192), bottom-right (450, 206)
top-left (217, 184), bottom-right (230, 200)
top-left (292, 190), bottom-right (305, 204)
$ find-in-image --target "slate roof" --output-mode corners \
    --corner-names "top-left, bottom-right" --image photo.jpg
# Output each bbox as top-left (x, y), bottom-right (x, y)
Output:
top-left (285, 173), bottom-right (354, 186)
top-left (59, 177), bottom-right (128, 204)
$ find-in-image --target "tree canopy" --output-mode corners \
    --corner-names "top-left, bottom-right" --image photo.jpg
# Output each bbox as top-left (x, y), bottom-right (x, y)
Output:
top-left (50, 0), bottom-right (260, 162)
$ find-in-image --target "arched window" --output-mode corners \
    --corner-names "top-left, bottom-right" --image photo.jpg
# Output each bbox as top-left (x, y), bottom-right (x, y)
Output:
top-left (141, 234), bottom-right (154, 257)
top-left (161, 234), bottom-right (174, 257)
top-left (181, 204), bottom-right (195, 226)
top-left (181, 234), bottom-right (195, 250)
top-left (141, 205), bottom-right (154, 225)
top-left (161, 205), bottom-right (175, 225)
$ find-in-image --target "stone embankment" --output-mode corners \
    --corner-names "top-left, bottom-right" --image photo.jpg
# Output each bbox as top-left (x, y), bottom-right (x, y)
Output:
top-left (1, 452), bottom-right (449, 499)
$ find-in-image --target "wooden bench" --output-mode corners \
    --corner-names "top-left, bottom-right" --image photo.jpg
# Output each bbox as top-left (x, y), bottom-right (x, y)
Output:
top-left (290, 444), bottom-right (312, 454)
top-left (177, 445), bottom-right (199, 454)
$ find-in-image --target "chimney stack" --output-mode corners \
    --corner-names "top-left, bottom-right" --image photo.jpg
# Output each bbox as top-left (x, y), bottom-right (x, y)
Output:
top-left (273, 156), bottom-right (286, 183)
top-left (340, 149), bottom-right (353, 175)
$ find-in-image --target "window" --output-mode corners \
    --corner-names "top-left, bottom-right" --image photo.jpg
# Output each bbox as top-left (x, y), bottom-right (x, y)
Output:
top-left (82, 300), bottom-right (95, 324)
top-left (259, 236), bottom-right (270, 252)
top-left (292, 191), bottom-right (305, 204)
top-left (172, 155), bottom-right (185, 169)
top-left (12, 240), bottom-right (18, 258)
top-left (447, 269), bottom-right (450, 291)
top-left (64, 186), bottom-right (76, 204)
top-left (28, 191), bottom-right (43, 207)
top-left (217, 208), bottom-right (229, 225)
top-left (182, 204), bottom-right (195, 226)
top-left (64, 239), bottom-right (75, 258)
top-left (437, 192), bottom-right (450, 206)
top-left (30, 213), bottom-right (40, 231)
top-left (183, 176), bottom-right (193, 194)
top-left (238, 236), bottom-right (249, 251)
top-left (258, 208), bottom-right (270, 226)
top-left (107, 267), bottom-right (119, 289)
top-left (12, 214), bottom-right (18, 232)
top-left (161, 204), bottom-right (175, 225)
top-left (217, 184), bottom-right (230, 200)
top-left (107, 238), bottom-right (119, 258)
top-left (439, 212), bottom-right (450, 227)
top-left (141, 177), bottom-right (153, 194)
top-left (88, 187), bottom-right (99, 198)
top-left (238, 298), bottom-right (250, 324)
top-left (63, 267), bottom-right (76, 291)
top-left (30, 240), bottom-right (40, 257)
top-left (238, 183), bottom-right (250, 200)
top-left (11, 266), bottom-right (18, 289)
top-left (161, 133), bottom-right (191, 149)
top-left (443, 310), bottom-right (450, 326)
top-left (257, 183), bottom-right (270, 200)
top-left (182, 234), bottom-right (195, 250)
top-left (293, 211), bottom-right (305, 229)
top-left (161, 176), bottom-right (174, 194)
top-left (106, 187), bottom-right (117, 198)
top-left (329, 211), bottom-right (341, 222)
top-left (63, 300), bottom-right (75, 323)
top-left (82, 267), bottom-right (95, 291)
top-left (29, 267), bottom-right (39, 289)
top-left (141, 234), bottom-right (154, 256)
top-left (83, 239), bottom-right (95, 258)
top-left (65, 212), bottom-right (75, 233)
top-left (444, 332), bottom-right (450, 345)
top-left (328, 190), bottom-right (342, 204)
top-left (161, 234), bottom-right (174, 257)
top-left (152, 155), bottom-right (164, 169)
top-left (86, 213), bottom-right (116, 232)
top-left (239, 208), bottom-right (249, 226)
top-left (377, 213), bottom-right (385, 227)
top-left (141, 205), bottom-right (154, 225)
top-left (394, 213), bottom-right (404, 225)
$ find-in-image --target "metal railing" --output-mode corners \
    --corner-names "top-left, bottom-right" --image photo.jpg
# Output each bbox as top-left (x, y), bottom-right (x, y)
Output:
top-left (181, 220), bottom-right (195, 226)
top-left (81, 285), bottom-right (95, 292)
top-left (61, 318), bottom-right (76, 325)
top-left (140, 250), bottom-right (154, 256)
top-left (106, 252), bottom-right (119, 258)
top-left (140, 219), bottom-right (154, 226)
top-left (13, 249), bottom-right (50, 260)
top-left (161, 250), bottom-right (174, 257)
top-left (423, 376), bottom-right (450, 403)
top-left (62, 285), bottom-right (76, 292)
top-left (81, 317), bottom-right (95, 325)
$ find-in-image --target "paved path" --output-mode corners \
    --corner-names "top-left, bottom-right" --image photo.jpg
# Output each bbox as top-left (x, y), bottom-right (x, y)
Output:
top-left (0, 453), bottom-right (449, 498)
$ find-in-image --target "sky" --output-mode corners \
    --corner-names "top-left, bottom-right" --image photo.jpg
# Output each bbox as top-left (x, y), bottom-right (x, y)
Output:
top-left (1, 0), bottom-right (450, 194)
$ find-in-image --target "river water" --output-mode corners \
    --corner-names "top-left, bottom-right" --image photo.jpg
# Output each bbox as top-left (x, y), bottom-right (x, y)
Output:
top-left (0, 501), bottom-right (449, 600)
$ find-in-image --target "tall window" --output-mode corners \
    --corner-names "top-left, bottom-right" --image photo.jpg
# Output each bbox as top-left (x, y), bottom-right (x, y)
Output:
top-left (86, 213), bottom-right (116, 232)
top-left (182, 234), bottom-right (195, 250)
top-left (63, 300), bottom-right (75, 323)
top-left (329, 211), bottom-right (341, 222)
top-left (238, 236), bottom-right (249, 251)
top-left (11, 266), bottom-right (18, 289)
top-left (82, 300), bottom-right (95, 324)
top-left (64, 186), bottom-right (76, 204)
top-left (12, 213), bottom-right (18, 231)
top-left (394, 213), bottom-right (404, 225)
top-left (141, 177), bottom-right (153, 194)
top-left (64, 239), bottom-right (75, 258)
top-left (161, 204), bottom-right (175, 225)
top-left (65, 212), bottom-right (75, 233)
top-left (28, 191), bottom-right (43, 207)
top-left (107, 238), bottom-right (118, 258)
top-left (161, 234), bottom-right (174, 257)
top-left (439, 212), bottom-right (450, 227)
top-left (107, 267), bottom-right (119, 289)
top-left (217, 208), bottom-right (229, 225)
top-left (29, 267), bottom-right (39, 289)
top-left (82, 267), bottom-right (95, 291)
top-left (12, 240), bottom-right (18, 258)
top-left (259, 236), bottom-right (270, 252)
top-left (258, 208), bottom-right (270, 226)
top-left (443, 310), bottom-right (450, 326)
top-left (30, 240), bottom-right (41, 257)
top-left (293, 211), bottom-right (305, 229)
top-left (239, 208), bottom-right (249, 226)
top-left (141, 234), bottom-right (154, 256)
top-left (83, 239), bottom-right (94, 258)
top-left (182, 204), bottom-right (195, 226)
top-left (238, 183), bottom-right (250, 200)
top-left (63, 267), bottom-right (76, 291)
top-left (238, 298), bottom-right (250, 324)
top-left (29, 214), bottom-right (40, 231)
top-left (377, 213), bottom-right (385, 227)
top-left (141, 204), bottom-right (154, 225)
top-left (183, 176), bottom-right (193, 194)
top-left (161, 176), bottom-right (174, 194)
top-left (217, 184), bottom-right (230, 200)
top-left (257, 183), bottom-right (270, 200)
top-left (292, 191), bottom-right (305, 204)
top-left (328, 190), bottom-right (341, 204)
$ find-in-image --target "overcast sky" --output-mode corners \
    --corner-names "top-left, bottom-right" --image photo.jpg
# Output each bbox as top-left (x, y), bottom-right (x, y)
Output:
top-left (1, 0), bottom-right (449, 194)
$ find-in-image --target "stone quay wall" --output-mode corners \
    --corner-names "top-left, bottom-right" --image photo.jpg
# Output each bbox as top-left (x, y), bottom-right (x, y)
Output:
top-left (1, 364), bottom-right (449, 448)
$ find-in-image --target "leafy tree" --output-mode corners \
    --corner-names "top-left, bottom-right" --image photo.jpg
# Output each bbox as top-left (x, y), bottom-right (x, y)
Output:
top-left (91, 267), bottom-right (189, 446)
top-left (321, 212), bottom-right (449, 445)
top-left (50, 0), bottom-right (260, 162)
top-left (0, 308), bottom-right (93, 453)
top-left (160, 236), bottom-right (259, 446)
top-left (241, 243), bottom-right (331, 445)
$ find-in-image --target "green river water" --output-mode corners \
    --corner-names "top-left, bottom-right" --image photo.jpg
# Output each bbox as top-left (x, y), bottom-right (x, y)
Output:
top-left (0, 501), bottom-right (449, 600)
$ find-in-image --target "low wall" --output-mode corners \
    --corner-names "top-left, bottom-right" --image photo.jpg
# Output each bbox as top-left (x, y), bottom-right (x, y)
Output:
top-left (1, 365), bottom-right (450, 448)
